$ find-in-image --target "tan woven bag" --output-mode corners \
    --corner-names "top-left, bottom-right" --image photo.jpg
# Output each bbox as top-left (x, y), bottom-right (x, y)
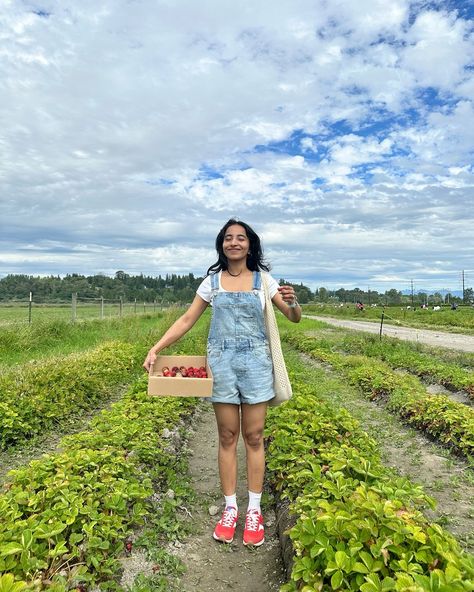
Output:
top-left (262, 272), bottom-right (293, 407)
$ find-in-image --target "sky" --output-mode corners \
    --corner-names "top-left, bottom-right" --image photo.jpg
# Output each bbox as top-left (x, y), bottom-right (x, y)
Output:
top-left (0, 0), bottom-right (473, 293)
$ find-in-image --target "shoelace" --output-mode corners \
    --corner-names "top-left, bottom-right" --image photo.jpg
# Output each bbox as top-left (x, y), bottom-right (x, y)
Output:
top-left (245, 509), bottom-right (260, 531)
top-left (221, 508), bottom-right (237, 527)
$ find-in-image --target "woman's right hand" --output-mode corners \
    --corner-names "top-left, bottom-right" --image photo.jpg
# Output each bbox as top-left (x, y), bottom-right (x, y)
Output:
top-left (143, 348), bottom-right (158, 373)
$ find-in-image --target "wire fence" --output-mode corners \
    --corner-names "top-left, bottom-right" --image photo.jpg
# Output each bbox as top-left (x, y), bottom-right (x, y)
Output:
top-left (0, 293), bottom-right (175, 325)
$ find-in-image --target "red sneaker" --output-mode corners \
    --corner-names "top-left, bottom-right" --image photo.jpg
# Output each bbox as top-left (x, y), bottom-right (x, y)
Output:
top-left (243, 509), bottom-right (264, 546)
top-left (213, 506), bottom-right (238, 543)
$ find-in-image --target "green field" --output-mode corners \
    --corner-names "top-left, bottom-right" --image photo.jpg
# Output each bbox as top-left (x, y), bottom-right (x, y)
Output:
top-left (0, 311), bottom-right (473, 591)
top-left (0, 301), bottom-right (168, 325)
top-left (304, 302), bottom-right (474, 334)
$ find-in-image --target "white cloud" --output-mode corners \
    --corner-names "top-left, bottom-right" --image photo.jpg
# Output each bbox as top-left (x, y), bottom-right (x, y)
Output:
top-left (0, 0), bottom-right (472, 291)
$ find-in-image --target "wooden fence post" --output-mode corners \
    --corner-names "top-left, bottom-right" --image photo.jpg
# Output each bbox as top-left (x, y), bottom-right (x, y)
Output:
top-left (71, 293), bottom-right (77, 323)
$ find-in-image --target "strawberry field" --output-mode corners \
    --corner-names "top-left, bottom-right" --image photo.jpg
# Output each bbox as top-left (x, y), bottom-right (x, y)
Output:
top-left (0, 310), bottom-right (473, 591)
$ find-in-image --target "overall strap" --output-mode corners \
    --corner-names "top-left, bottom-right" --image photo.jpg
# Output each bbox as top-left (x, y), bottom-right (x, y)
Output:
top-left (210, 272), bottom-right (219, 290)
top-left (253, 271), bottom-right (262, 290)
top-left (210, 272), bottom-right (219, 305)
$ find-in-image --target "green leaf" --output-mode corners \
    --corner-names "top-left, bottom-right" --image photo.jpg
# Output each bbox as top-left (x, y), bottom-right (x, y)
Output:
top-left (334, 550), bottom-right (348, 570)
top-left (353, 562), bottom-right (369, 574)
top-left (331, 570), bottom-right (343, 589)
top-left (0, 544), bottom-right (23, 558)
top-left (0, 574), bottom-right (27, 592)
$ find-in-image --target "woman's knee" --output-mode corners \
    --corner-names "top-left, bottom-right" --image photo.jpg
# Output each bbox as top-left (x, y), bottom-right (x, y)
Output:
top-left (218, 426), bottom-right (239, 449)
top-left (243, 428), bottom-right (264, 449)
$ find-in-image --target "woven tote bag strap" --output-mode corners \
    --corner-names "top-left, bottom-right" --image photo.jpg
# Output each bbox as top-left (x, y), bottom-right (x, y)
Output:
top-left (262, 273), bottom-right (293, 406)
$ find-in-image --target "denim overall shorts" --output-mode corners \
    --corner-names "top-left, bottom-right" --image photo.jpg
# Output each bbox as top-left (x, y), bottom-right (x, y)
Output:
top-left (207, 271), bottom-right (275, 405)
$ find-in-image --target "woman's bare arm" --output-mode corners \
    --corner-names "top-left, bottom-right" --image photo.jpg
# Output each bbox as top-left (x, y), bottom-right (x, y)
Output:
top-left (272, 286), bottom-right (301, 323)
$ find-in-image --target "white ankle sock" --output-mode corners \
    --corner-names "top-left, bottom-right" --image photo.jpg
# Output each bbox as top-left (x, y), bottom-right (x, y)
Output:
top-left (224, 494), bottom-right (237, 511)
top-left (247, 490), bottom-right (262, 512)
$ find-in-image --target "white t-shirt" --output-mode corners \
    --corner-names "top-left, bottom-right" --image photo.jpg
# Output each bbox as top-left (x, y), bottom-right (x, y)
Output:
top-left (196, 271), bottom-right (279, 309)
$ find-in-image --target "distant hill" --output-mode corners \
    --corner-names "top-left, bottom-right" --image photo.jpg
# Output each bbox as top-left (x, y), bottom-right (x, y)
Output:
top-left (401, 289), bottom-right (464, 297)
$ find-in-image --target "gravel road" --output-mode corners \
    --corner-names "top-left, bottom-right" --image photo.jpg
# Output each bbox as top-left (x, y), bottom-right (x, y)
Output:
top-left (304, 315), bottom-right (474, 353)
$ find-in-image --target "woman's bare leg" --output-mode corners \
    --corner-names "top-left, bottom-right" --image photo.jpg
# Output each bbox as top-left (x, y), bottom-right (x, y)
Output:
top-left (212, 403), bottom-right (240, 495)
top-left (241, 402), bottom-right (267, 492)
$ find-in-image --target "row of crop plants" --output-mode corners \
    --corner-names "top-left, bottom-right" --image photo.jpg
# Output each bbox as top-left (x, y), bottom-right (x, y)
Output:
top-left (0, 321), bottom-right (209, 591)
top-left (0, 310), bottom-right (190, 450)
top-left (265, 350), bottom-right (474, 591)
top-left (284, 332), bottom-right (474, 459)
top-left (297, 324), bottom-right (474, 399)
top-left (0, 342), bottom-right (142, 450)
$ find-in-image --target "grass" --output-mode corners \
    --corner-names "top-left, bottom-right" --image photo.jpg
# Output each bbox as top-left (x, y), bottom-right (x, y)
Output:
top-left (0, 309), bottom-right (189, 367)
top-left (303, 303), bottom-right (474, 334)
top-left (0, 302), bottom-right (165, 324)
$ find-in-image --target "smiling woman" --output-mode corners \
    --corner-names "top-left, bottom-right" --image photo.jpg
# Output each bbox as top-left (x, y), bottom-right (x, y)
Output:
top-left (143, 218), bottom-right (301, 548)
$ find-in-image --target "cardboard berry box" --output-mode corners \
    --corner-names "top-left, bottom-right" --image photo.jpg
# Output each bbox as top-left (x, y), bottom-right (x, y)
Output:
top-left (148, 355), bottom-right (213, 397)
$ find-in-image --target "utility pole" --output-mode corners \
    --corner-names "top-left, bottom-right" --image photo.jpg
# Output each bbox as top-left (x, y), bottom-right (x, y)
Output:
top-left (411, 279), bottom-right (414, 307)
top-left (368, 286), bottom-right (371, 306)
top-left (462, 270), bottom-right (465, 303)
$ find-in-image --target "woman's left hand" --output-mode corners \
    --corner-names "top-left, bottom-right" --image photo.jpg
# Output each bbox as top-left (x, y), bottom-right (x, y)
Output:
top-left (278, 285), bottom-right (297, 306)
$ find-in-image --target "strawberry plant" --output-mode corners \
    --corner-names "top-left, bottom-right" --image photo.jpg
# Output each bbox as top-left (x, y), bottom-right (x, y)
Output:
top-left (265, 354), bottom-right (474, 591)
top-left (0, 325), bottom-right (208, 590)
top-left (0, 341), bottom-right (144, 449)
top-left (285, 332), bottom-right (474, 458)
top-left (298, 326), bottom-right (474, 399)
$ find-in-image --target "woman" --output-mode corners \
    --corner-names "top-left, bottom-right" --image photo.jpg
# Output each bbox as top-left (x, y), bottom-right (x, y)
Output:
top-left (143, 219), bottom-right (301, 546)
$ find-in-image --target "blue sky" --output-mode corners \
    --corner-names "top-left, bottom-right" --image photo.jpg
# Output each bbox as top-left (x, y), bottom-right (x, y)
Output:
top-left (0, 0), bottom-right (473, 292)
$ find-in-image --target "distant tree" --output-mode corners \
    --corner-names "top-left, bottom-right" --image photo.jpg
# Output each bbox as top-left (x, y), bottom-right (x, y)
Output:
top-left (115, 270), bottom-right (129, 281)
top-left (318, 287), bottom-right (329, 302)
top-left (384, 288), bottom-right (402, 305)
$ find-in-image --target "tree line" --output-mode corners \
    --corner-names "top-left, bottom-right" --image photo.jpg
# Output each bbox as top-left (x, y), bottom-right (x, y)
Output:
top-left (0, 272), bottom-right (470, 305)
top-left (0, 271), bottom-right (313, 305)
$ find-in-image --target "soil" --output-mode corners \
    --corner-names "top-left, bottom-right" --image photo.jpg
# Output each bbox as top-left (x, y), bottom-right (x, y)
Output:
top-left (169, 402), bottom-right (286, 591)
top-left (304, 315), bottom-right (474, 353)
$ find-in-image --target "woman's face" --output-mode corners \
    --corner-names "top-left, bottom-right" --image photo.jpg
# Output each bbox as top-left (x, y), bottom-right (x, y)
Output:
top-left (222, 224), bottom-right (250, 262)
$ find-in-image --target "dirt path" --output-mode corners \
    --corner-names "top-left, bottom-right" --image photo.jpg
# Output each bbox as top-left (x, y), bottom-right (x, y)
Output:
top-left (304, 315), bottom-right (474, 352)
top-left (172, 402), bottom-right (285, 591)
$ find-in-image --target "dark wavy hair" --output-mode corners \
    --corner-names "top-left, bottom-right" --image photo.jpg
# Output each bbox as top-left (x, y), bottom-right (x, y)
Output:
top-left (207, 218), bottom-right (270, 275)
